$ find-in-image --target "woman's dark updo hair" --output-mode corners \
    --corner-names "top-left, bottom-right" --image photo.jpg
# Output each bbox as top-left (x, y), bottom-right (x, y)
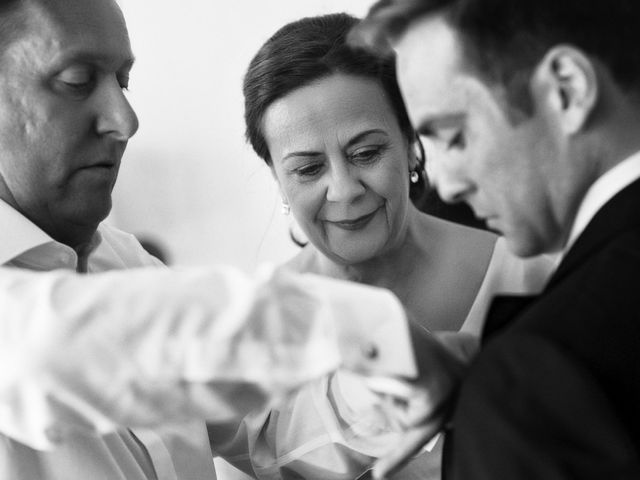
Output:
top-left (243, 12), bottom-right (485, 229)
top-left (243, 12), bottom-right (414, 166)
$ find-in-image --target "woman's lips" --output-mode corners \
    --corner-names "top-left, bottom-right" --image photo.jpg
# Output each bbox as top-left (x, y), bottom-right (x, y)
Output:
top-left (327, 208), bottom-right (380, 231)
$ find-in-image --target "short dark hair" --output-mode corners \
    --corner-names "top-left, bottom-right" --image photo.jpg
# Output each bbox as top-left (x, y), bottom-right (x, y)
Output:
top-left (243, 12), bottom-right (414, 165)
top-left (353, 0), bottom-right (640, 115)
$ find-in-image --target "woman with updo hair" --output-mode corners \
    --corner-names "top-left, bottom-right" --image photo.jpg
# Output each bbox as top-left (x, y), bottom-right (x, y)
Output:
top-left (215, 13), bottom-right (554, 480)
top-left (244, 13), bottom-right (551, 334)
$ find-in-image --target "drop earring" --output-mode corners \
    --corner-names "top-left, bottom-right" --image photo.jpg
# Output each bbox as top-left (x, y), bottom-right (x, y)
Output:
top-left (410, 170), bottom-right (420, 184)
top-left (281, 200), bottom-right (290, 215)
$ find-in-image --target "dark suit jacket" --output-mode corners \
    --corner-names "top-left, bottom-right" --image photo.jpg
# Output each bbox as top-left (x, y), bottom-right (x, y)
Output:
top-left (443, 178), bottom-right (640, 479)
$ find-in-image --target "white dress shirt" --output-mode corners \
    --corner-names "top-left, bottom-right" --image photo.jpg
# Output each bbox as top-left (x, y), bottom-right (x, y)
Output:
top-left (564, 150), bottom-right (640, 253)
top-left (0, 200), bottom-right (416, 480)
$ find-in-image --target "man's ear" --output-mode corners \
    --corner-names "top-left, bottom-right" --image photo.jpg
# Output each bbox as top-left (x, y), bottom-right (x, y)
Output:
top-left (531, 45), bottom-right (598, 134)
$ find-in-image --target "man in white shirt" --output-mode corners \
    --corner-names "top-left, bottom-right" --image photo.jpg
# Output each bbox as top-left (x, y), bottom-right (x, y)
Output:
top-left (352, 0), bottom-right (640, 478)
top-left (1, 262), bottom-right (436, 479)
top-left (0, 0), bottom-right (464, 478)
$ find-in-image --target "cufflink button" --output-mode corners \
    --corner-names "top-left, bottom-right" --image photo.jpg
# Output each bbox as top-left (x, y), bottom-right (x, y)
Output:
top-left (363, 343), bottom-right (379, 360)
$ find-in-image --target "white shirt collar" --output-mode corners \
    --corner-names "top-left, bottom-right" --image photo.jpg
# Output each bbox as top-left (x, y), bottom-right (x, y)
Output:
top-left (0, 199), bottom-right (55, 265)
top-left (564, 150), bottom-right (640, 254)
top-left (0, 199), bottom-right (102, 269)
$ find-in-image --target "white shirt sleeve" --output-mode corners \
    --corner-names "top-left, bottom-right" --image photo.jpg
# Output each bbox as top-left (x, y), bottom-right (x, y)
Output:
top-left (209, 370), bottom-right (410, 479)
top-left (0, 265), bottom-right (415, 451)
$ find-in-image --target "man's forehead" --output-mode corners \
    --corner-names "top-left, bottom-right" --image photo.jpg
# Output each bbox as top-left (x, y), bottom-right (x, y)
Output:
top-left (394, 15), bottom-right (468, 125)
top-left (27, 0), bottom-right (126, 26)
top-left (395, 14), bottom-right (463, 88)
top-left (20, 0), bottom-right (133, 65)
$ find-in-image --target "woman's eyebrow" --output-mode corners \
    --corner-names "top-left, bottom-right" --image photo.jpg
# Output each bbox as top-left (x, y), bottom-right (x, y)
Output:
top-left (281, 129), bottom-right (389, 162)
top-left (282, 150), bottom-right (322, 162)
top-left (345, 129), bottom-right (388, 149)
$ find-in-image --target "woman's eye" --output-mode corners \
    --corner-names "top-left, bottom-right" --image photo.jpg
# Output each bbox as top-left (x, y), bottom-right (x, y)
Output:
top-left (294, 163), bottom-right (323, 177)
top-left (350, 146), bottom-right (383, 163)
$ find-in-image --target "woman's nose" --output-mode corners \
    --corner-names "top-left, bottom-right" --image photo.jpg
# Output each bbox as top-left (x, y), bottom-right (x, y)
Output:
top-left (325, 162), bottom-right (366, 202)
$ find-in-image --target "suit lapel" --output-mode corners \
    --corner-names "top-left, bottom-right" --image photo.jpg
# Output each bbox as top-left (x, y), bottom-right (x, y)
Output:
top-left (481, 294), bottom-right (539, 343)
top-left (482, 178), bottom-right (640, 342)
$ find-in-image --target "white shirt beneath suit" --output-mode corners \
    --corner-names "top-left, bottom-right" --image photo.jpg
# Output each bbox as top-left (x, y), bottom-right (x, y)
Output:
top-left (564, 149), bottom-right (640, 253)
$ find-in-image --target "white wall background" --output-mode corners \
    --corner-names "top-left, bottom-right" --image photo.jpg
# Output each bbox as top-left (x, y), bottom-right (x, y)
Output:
top-left (110, 0), bottom-right (375, 270)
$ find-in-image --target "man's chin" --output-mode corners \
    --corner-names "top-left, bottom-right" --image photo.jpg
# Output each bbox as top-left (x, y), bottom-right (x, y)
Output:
top-left (62, 199), bottom-right (112, 233)
top-left (503, 234), bottom-right (551, 258)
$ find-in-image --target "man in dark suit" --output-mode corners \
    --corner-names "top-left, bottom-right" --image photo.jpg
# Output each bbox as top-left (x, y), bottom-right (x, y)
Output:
top-left (352, 1), bottom-right (640, 478)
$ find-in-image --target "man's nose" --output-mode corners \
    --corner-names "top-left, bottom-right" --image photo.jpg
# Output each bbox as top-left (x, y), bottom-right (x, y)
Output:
top-left (94, 77), bottom-right (139, 141)
top-left (326, 161), bottom-right (366, 202)
top-left (428, 158), bottom-right (470, 204)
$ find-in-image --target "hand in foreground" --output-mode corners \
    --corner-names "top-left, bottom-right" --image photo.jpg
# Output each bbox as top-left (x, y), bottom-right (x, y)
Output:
top-left (367, 328), bottom-right (479, 479)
